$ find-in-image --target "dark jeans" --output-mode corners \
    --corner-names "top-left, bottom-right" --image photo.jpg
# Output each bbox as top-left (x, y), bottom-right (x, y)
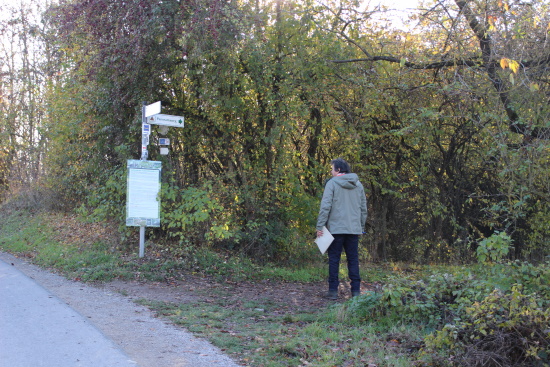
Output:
top-left (327, 234), bottom-right (360, 292)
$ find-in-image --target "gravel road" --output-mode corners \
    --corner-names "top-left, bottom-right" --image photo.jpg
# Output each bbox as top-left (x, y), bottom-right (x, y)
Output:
top-left (0, 252), bottom-right (241, 367)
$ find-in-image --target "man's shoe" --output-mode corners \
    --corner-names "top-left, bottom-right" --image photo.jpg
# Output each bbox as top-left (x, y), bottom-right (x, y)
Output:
top-left (326, 290), bottom-right (338, 299)
top-left (351, 291), bottom-right (361, 297)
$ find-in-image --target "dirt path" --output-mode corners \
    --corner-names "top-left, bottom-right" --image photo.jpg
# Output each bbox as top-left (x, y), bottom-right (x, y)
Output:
top-left (100, 275), bottom-right (337, 314)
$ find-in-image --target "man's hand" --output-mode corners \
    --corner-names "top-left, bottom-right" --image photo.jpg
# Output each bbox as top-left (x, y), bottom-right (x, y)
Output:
top-left (316, 229), bottom-right (323, 238)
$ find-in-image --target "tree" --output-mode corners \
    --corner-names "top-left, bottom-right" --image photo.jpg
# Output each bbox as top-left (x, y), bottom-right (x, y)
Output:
top-left (0, 0), bottom-right (53, 200)
top-left (325, 0), bottom-right (550, 261)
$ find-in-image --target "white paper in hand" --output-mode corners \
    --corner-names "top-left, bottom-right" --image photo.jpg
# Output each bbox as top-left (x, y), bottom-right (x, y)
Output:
top-left (315, 226), bottom-right (334, 254)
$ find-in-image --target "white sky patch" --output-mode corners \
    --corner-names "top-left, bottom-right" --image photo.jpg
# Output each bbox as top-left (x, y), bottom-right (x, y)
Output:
top-left (364, 0), bottom-right (424, 31)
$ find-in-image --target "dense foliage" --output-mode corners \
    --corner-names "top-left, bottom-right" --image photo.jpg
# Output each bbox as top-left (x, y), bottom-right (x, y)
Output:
top-left (345, 248), bottom-right (550, 366)
top-left (1, 0), bottom-right (549, 262)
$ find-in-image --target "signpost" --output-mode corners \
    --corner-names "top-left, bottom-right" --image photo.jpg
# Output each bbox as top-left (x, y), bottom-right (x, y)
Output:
top-left (128, 101), bottom-right (185, 257)
top-left (148, 114), bottom-right (185, 128)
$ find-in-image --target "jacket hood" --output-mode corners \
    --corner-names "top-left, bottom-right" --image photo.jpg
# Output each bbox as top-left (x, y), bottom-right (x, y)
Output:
top-left (333, 173), bottom-right (360, 189)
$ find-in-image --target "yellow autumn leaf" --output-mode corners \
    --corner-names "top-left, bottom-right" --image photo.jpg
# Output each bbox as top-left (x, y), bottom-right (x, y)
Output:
top-left (530, 83), bottom-right (540, 92)
top-left (500, 58), bottom-right (509, 69)
top-left (509, 60), bottom-right (520, 73)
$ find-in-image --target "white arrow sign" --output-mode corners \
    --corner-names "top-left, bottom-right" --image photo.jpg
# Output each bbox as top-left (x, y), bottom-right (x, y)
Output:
top-left (148, 114), bottom-right (185, 128)
top-left (144, 101), bottom-right (161, 117)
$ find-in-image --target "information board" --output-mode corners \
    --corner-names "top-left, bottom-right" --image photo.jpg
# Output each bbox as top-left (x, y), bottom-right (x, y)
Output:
top-left (126, 160), bottom-right (161, 227)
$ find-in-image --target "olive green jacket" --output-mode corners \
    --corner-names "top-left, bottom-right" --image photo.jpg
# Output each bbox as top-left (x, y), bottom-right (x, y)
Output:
top-left (316, 173), bottom-right (368, 234)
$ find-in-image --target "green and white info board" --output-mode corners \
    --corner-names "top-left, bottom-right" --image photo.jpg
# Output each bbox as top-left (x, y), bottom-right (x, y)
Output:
top-left (126, 160), bottom-right (162, 227)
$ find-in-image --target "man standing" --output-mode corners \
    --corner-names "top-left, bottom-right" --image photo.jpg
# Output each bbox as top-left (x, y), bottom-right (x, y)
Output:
top-left (316, 158), bottom-right (368, 299)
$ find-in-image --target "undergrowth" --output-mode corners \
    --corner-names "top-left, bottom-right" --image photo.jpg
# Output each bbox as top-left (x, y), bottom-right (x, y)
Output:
top-left (343, 262), bottom-right (550, 367)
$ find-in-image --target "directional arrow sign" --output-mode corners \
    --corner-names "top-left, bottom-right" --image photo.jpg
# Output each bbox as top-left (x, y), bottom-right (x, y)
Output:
top-left (144, 101), bottom-right (161, 117)
top-left (148, 114), bottom-right (185, 128)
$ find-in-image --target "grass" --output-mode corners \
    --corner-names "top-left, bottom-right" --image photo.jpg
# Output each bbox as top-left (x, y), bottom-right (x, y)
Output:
top-left (0, 208), bottom-right (426, 366)
top-left (0, 208), bottom-right (143, 281)
top-left (137, 297), bottom-right (423, 366)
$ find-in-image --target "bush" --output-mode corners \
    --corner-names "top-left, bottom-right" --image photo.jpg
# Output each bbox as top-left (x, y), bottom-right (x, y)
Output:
top-left (476, 231), bottom-right (512, 264)
top-left (78, 165), bottom-right (127, 222)
top-left (422, 285), bottom-right (550, 367)
top-left (347, 271), bottom-right (485, 326)
top-left (161, 184), bottom-right (237, 246)
top-left (345, 262), bottom-right (550, 366)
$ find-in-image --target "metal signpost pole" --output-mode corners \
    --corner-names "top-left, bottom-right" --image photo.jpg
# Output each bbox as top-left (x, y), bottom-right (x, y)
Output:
top-left (139, 222), bottom-right (146, 258)
top-left (139, 102), bottom-right (147, 257)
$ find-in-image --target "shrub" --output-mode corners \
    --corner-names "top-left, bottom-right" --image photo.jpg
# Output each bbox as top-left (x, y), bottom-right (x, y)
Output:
top-left (345, 262), bottom-right (550, 366)
top-left (476, 231), bottom-right (512, 264)
top-left (346, 290), bottom-right (383, 320)
top-left (78, 166), bottom-right (127, 222)
top-left (347, 271), bottom-right (485, 326)
top-left (422, 285), bottom-right (550, 367)
top-left (161, 184), bottom-right (237, 245)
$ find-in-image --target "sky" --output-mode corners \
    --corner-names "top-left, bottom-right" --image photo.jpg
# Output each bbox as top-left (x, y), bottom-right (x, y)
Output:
top-left (365, 0), bottom-right (424, 30)
top-left (376, 0), bottom-right (420, 9)
top-left (371, 0), bottom-right (424, 14)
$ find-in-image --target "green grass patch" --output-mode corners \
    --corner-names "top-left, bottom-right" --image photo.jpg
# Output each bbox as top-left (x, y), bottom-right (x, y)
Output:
top-left (137, 297), bottom-right (422, 366)
top-left (0, 209), bottom-right (153, 281)
top-left (183, 246), bottom-right (405, 284)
